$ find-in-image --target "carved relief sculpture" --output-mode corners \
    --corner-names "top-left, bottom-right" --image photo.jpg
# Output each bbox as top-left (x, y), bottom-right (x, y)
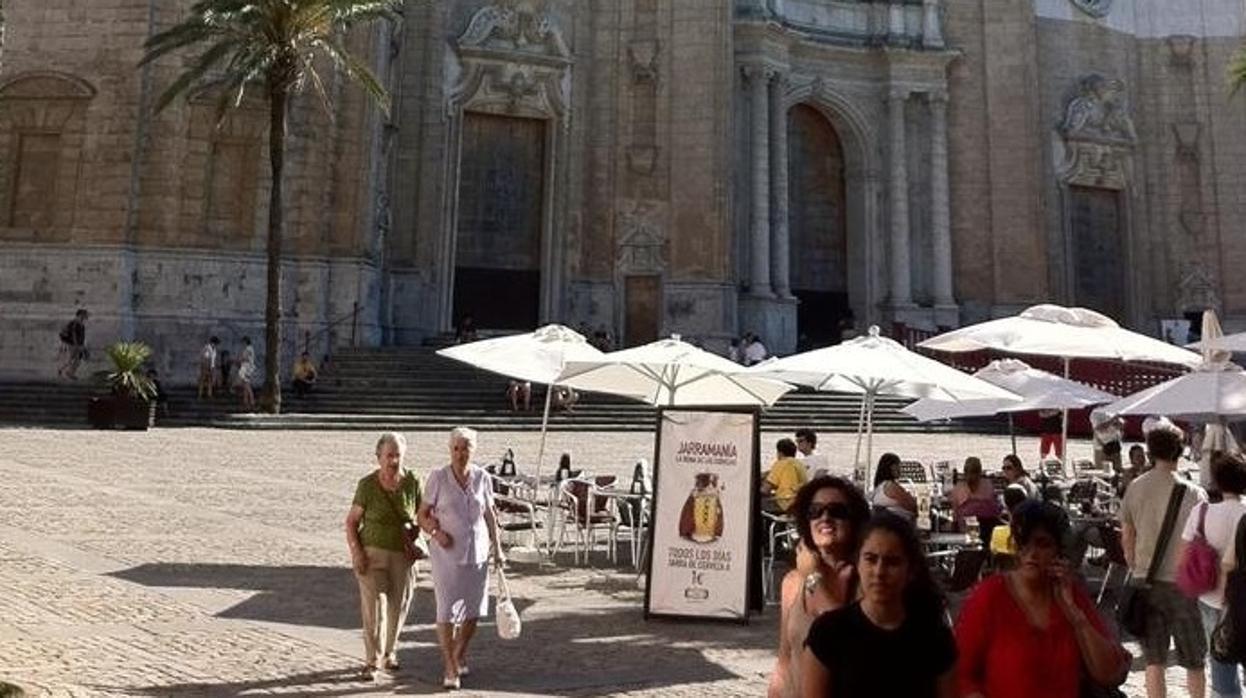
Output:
top-left (1071, 0), bottom-right (1113, 19)
top-left (1177, 259), bottom-right (1219, 313)
top-left (1057, 74), bottom-right (1136, 190)
top-left (617, 201), bottom-right (667, 275)
top-left (1060, 74), bottom-right (1136, 144)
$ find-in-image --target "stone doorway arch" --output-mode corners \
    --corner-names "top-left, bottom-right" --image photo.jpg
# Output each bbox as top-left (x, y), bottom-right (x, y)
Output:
top-left (781, 86), bottom-right (881, 345)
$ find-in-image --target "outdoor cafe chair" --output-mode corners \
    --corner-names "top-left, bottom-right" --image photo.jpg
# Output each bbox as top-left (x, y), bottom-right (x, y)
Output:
top-left (553, 475), bottom-right (618, 565)
top-left (487, 474), bottom-right (546, 552)
top-left (898, 460), bottom-right (929, 484)
top-left (1041, 458), bottom-right (1067, 480)
top-left (761, 510), bottom-right (798, 601)
top-left (605, 488), bottom-right (650, 568)
top-left (1095, 523), bottom-right (1130, 604)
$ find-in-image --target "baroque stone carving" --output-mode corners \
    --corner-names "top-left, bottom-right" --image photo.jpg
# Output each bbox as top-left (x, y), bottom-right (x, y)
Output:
top-left (1167, 35), bottom-right (1197, 69)
top-left (449, 1), bottom-right (571, 121)
top-left (1071, 0), bottom-right (1112, 19)
top-left (458, 0), bottom-right (569, 61)
top-left (628, 40), bottom-right (659, 83)
top-left (1177, 259), bottom-right (1219, 313)
top-left (1060, 74), bottom-right (1136, 144)
top-left (616, 201), bottom-right (666, 275)
top-left (1057, 75), bottom-right (1135, 189)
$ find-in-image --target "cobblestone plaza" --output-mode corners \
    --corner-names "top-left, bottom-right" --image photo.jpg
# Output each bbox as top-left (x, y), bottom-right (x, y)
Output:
top-left (0, 427), bottom-right (1201, 697)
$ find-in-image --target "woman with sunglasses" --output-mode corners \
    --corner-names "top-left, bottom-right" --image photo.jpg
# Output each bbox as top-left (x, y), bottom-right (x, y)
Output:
top-left (955, 500), bottom-right (1128, 698)
top-left (769, 476), bottom-right (870, 698)
top-left (802, 512), bottom-right (957, 697)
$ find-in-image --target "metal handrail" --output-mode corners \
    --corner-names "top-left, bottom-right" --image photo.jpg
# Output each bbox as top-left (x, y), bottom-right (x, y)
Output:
top-left (302, 301), bottom-right (360, 358)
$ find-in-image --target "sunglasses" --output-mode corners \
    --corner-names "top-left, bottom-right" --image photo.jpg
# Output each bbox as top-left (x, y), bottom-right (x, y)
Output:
top-left (807, 501), bottom-right (853, 521)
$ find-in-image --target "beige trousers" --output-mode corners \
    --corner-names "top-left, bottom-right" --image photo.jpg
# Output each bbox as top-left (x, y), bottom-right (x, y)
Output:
top-left (355, 546), bottom-right (417, 666)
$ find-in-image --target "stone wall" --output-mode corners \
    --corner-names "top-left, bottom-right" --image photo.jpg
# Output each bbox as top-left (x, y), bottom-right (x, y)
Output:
top-left (0, 0), bottom-right (386, 382)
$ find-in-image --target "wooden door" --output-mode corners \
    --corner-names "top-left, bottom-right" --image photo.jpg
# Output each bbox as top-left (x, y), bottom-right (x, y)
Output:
top-left (625, 275), bottom-right (661, 346)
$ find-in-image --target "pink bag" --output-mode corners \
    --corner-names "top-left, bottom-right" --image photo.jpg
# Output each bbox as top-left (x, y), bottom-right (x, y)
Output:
top-left (1177, 502), bottom-right (1220, 598)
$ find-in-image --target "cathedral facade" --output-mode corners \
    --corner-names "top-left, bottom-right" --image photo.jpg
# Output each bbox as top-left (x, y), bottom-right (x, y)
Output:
top-left (2, 0), bottom-right (1245, 380)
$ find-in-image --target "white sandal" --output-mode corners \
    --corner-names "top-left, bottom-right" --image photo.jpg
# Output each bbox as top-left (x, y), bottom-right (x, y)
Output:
top-left (442, 676), bottom-right (460, 690)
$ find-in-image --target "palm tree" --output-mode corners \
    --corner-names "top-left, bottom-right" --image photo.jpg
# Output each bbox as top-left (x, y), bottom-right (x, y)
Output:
top-left (1231, 47), bottom-right (1246, 93)
top-left (140, 0), bottom-right (400, 413)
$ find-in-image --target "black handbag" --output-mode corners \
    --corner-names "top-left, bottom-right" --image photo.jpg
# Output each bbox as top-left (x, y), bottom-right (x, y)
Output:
top-left (1115, 483), bottom-right (1187, 639)
top-left (381, 479), bottom-right (428, 563)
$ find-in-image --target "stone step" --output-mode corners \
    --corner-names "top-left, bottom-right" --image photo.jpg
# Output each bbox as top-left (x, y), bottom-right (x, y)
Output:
top-left (0, 345), bottom-right (1008, 435)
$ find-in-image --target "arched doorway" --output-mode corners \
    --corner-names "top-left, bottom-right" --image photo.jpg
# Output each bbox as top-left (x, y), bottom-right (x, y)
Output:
top-left (787, 104), bottom-right (850, 348)
top-left (452, 112), bottom-right (545, 330)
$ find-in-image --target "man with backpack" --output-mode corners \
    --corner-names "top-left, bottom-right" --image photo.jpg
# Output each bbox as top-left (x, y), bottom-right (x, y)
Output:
top-left (56, 309), bottom-right (89, 379)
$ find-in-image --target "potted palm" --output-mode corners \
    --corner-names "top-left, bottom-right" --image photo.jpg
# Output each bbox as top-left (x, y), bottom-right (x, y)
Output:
top-left (89, 341), bottom-right (157, 430)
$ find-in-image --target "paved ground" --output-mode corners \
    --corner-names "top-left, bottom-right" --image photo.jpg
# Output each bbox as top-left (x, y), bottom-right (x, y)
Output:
top-left (0, 427), bottom-right (1196, 696)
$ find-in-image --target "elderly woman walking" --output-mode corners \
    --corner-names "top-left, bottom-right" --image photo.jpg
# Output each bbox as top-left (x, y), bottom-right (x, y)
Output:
top-left (418, 426), bottom-right (504, 690)
top-left (344, 432), bottom-right (422, 680)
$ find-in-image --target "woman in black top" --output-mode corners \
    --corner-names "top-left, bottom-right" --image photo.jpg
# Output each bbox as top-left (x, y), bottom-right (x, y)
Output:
top-left (801, 513), bottom-right (957, 698)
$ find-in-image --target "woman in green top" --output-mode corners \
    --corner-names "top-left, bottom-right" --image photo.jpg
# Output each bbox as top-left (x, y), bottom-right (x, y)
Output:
top-left (345, 432), bottom-right (422, 679)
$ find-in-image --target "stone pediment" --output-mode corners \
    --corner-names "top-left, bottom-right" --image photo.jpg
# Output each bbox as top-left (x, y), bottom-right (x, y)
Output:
top-left (0, 71), bottom-right (96, 100)
top-left (457, 1), bottom-right (571, 67)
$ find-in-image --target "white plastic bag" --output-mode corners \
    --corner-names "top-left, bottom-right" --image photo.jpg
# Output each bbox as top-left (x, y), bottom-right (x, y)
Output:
top-left (495, 562), bottom-right (521, 640)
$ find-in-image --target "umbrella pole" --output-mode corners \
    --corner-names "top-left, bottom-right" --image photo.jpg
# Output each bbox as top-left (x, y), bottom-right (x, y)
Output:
top-left (534, 385), bottom-right (554, 483)
top-left (853, 393), bottom-right (868, 483)
top-left (1009, 413), bottom-right (1017, 456)
top-left (865, 388), bottom-right (876, 487)
top-left (1062, 357), bottom-right (1071, 477)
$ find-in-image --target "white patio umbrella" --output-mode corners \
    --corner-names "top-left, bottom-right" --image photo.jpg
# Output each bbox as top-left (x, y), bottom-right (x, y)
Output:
top-left (1098, 310), bottom-right (1245, 484)
top-left (436, 324), bottom-right (605, 479)
top-left (556, 336), bottom-right (794, 407)
top-left (919, 304), bottom-right (1200, 469)
top-left (903, 359), bottom-right (1117, 454)
top-left (746, 326), bottom-right (1021, 484)
top-left (1189, 332), bottom-right (1246, 353)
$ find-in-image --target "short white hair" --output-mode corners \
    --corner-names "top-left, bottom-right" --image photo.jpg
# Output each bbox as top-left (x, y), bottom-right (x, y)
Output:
top-left (375, 432), bottom-right (407, 456)
top-left (450, 426), bottom-right (478, 450)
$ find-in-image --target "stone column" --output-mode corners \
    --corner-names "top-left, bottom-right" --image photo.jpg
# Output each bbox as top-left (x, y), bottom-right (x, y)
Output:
top-left (922, 0), bottom-right (945, 48)
top-left (929, 90), bottom-right (955, 308)
top-left (887, 88), bottom-right (912, 307)
top-left (770, 72), bottom-right (792, 299)
top-left (745, 65), bottom-right (773, 297)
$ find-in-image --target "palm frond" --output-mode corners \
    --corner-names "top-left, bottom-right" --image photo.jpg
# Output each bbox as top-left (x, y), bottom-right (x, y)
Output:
top-left (315, 35), bottom-right (391, 116)
top-left (103, 341), bottom-right (156, 401)
top-left (152, 39), bottom-right (239, 113)
top-left (1229, 46), bottom-right (1246, 96)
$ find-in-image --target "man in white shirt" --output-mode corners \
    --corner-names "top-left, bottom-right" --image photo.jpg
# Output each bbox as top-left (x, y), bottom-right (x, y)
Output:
top-left (742, 333), bottom-right (768, 366)
top-left (794, 428), bottom-right (829, 478)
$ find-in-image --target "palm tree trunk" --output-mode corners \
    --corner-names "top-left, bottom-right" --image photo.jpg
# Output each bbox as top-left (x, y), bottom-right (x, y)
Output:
top-left (261, 85), bottom-right (287, 414)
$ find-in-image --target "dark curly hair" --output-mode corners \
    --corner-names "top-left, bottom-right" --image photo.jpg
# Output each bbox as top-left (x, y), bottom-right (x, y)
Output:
top-left (792, 475), bottom-right (871, 553)
top-left (859, 512), bottom-right (947, 624)
top-left (1010, 499), bottom-right (1072, 553)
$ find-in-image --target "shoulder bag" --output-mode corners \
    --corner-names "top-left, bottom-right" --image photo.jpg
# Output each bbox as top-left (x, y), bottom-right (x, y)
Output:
top-left (1211, 515), bottom-right (1246, 663)
top-left (381, 476), bottom-right (428, 563)
top-left (1177, 501), bottom-right (1219, 597)
top-left (1116, 483), bottom-right (1186, 639)
top-left (495, 560), bottom-right (522, 640)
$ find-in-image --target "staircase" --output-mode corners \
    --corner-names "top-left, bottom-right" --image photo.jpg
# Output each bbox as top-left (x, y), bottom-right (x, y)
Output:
top-left (0, 346), bottom-right (1006, 434)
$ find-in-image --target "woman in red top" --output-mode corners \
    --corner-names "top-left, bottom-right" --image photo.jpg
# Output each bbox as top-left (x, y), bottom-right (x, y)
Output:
top-left (955, 501), bottom-right (1128, 698)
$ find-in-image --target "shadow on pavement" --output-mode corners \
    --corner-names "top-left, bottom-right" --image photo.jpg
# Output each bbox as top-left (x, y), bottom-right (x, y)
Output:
top-left (111, 562), bottom-right (769, 695)
top-left (104, 667), bottom-right (445, 697)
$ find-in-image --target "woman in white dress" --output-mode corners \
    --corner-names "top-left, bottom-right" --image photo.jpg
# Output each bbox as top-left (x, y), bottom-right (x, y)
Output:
top-left (417, 427), bottom-right (504, 689)
top-left (235, 336), bottom-right (256, 410)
